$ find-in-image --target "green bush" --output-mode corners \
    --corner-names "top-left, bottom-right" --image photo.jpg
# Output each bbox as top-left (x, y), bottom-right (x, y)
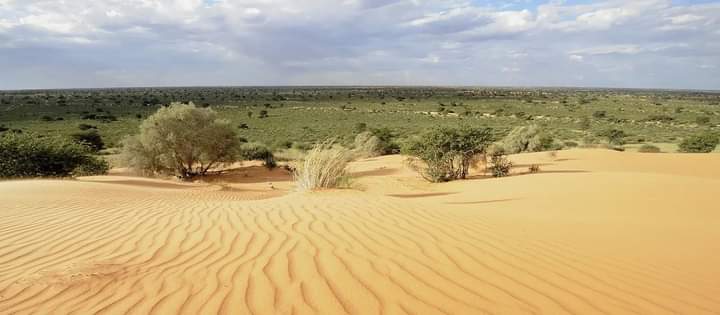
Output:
top-left (696, 116), bottom-right (711, 125)
top-left (403, 126), bottom-right (494, 182)
top-left (597, 129), bottom-right (627, 145)
top-left (239, 142), bottom-right (276, 169)
top-left (502, 125), bottom-right (556, 153)
top-left (678, 133), bottom-right (719, 153)
top-left (369, 127), bottom-right (400, 155)
top-left (0, 133), bottom-right (108, 179)
top-left (121, 102), bottom-right (242, 179)
top-left (71, 130), bottom-right (105, 152)
top-left (638, 144), bottom-right (661, 153)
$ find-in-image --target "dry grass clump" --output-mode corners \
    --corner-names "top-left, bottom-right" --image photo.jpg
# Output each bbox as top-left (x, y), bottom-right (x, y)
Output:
top-left (353, 131), bottom-right (382, 158)
top-left (293, 141), bottom-right (352, 191)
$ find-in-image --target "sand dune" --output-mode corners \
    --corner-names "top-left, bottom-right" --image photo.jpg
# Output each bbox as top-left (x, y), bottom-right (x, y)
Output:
top-left (1, 149), bottom-right (719, 314)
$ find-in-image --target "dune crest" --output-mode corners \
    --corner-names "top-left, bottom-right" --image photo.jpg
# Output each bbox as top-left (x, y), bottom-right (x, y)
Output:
top-left (1, 149), bottom-right (719, 314)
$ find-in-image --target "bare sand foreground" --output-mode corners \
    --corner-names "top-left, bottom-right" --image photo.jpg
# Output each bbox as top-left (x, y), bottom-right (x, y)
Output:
top-left (1, 149), bottom-right (719, 314)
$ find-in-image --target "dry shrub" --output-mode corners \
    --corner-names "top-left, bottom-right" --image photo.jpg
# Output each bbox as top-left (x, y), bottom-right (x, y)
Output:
top-left (353, 131), bottom-right (382, 158)
top-left (293, 141), bottom-right (352, 191)
top-left (638, 144), bottom-right (661, 153)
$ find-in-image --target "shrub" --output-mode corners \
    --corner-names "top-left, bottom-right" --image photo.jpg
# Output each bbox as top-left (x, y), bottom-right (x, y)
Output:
top-left (121, 102), bottom-right (242, 179)
top-left (354, 122), bottom-right (368, 133)
top-left (638, 144), bottom-right (661, 153)
top-left (369, 127), bottom-right (401, 155)
top-left (294, 141), bottom-right (352, 191)
top-left (78, 123), bottom-right (97, 130)
top-left (597, 129), bottom-right (626, 145)
top-left (678, 133), bottom-right (719, 153)
top-left (0, 133), bottom-right (108, 179)
top-left (696, 116), bottom-right (711, 125)
top-left (403, 126), bottom-right (494, 182)
top-left (239, 142), bottom-right (276, 169)
top-left (488, 150), bottom-right (513, 177)
top-left (502, 125), bottom-right (555, 154)
top-left (71, 130), bottom-right (105, 152)
top-left (528, 164), bottom-right (541, 173)
top-left (579, 117), bottom-right (591, 130)
top-left (592, 111), bottom-right (607, 119)
top-left (564, 141), bottom-right (578, 148)
top-left (353, 131), bottom-right (382, 158)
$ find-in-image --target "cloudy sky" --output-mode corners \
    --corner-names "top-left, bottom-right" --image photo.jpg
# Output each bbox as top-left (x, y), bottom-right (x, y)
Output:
top-left (0, 0), bottom-right (718, 90)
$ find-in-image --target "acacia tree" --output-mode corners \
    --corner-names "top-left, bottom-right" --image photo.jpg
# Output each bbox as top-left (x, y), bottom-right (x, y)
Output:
top-left (122, 102), bottom-right (241, 179)
top-left (403, 126), bottom-right (494, 182)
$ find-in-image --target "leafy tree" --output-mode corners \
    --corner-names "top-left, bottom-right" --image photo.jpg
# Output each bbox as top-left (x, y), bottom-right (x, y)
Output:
top-left (403, 126), bottom-right (494, 182)
top-left (121, 102), bottom-right (242, 179)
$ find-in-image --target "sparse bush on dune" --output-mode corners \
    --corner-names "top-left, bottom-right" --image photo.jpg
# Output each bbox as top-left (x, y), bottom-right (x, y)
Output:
top-left (239, 142), bottom-right (276, 169)
top-left (368, 127), bottom-right (401, 155)
top-left (293, 140), bottom-right (353, 191)
top-left (597, 129), bottom-right (627, 146)
top-left (638, 144), bottom-right (662, 153)
top-left (121, 102), bottom-right (242, 179)
top-left (403, 126), bottom-right (494, 182)
top-left (0, 132), bottom-right (108, 179)
top-left (353, 131), bottom-right (382, 158)
top-left (488, 148), bottom-right (513, 178)
top-left (501, 125), bottom-right (557, 154)
top-left (678, 133), bottom-right (719, 153)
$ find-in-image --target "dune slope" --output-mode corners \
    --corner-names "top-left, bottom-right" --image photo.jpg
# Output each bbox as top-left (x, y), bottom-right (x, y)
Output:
top-left (0, 149), bottom-right (719, 314)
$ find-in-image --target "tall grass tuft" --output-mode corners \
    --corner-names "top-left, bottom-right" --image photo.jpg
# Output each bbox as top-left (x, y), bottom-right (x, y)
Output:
top-left (294, 140), bottom-right (352, 191)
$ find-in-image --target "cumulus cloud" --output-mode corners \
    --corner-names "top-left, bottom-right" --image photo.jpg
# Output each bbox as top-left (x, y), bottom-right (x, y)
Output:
top-left (0, 0), bottom-right (718, 89)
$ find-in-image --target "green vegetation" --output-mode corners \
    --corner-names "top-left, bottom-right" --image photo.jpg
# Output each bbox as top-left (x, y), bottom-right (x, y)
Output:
top-left (501, 125), bottom-right (556, 154)
top-left (239, 142), bottom-right (276, 169)
top-left (1, 87), bottom-right (718, 154)
top-left (121, 102), bottom-right (242, 179)
top-left (678, 133), bottom-right (719, 153)
top-left (71, 130), bottom-right (105, 152)
top-left (0, 132), bottom-right (108, 178)
top-left (402, 126), bottom-right (494, 182)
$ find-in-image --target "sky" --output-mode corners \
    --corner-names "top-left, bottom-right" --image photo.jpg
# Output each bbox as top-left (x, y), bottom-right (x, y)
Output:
top-left (0, 0), bottom-right (718, 90)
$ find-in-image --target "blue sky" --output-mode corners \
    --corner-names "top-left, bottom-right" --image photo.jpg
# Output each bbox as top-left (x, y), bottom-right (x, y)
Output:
top-left (0, 0), bottom-right (718, 90)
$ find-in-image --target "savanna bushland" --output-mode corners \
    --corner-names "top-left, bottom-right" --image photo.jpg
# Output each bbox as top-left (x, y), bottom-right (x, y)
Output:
top-left (1, 87), bottom-right (719, 154)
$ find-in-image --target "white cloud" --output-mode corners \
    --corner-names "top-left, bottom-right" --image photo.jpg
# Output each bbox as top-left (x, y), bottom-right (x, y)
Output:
top-left (569, 54), bottom-right (584, 62)
top-left (0, 0), bottom-right (718, 89)
top-left (570, 45), bottom-right (642, 56)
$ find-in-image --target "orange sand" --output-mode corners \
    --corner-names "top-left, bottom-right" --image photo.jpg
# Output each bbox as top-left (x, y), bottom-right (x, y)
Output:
top-left (0, 149), bottom-right (719, 314)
